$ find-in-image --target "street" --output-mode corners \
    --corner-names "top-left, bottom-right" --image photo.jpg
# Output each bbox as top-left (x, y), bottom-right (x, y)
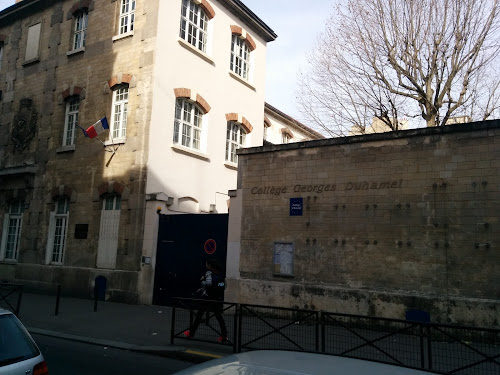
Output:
top-left (33, 334), bottom-right (194, 375)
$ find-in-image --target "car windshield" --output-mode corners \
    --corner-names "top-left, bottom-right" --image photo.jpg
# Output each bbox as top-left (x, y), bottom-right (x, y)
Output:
top-left (0, 314), bottom-right (39, 367)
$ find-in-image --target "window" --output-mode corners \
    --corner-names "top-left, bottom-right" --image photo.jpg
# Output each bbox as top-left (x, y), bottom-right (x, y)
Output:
top-left (25, 22), bottom-right (42, 62)
top-left (96, 195), bottom-right (121, 269)
top-left (0, 201), bottom-right (24, 262)
top-left (46, 198), bottom-right (69, 265)
top-left (179, 0), bottom-right (208, 52)
top-left (226, 121), bottom-right (246, 163)
top-left (111, 86), bottom-right (128, 139)
top-left (119, 0), bottom-right (135, 35)
top-left (73, 12), bottom-right (87, 50)
top-left (173, 98), bottom-right (203, 150)
top-left (0, 43), bottom-right (3, 71)
top-left (63, 97), bottom-right (79, 146)
top-left (230, 34), bottom-right (250, 80)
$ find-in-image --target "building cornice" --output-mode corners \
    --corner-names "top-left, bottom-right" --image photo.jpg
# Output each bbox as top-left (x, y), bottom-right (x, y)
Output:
top-left (218, 0), bottom-right (277, 42)
top-left (265, 102), bottom-right (324, 139)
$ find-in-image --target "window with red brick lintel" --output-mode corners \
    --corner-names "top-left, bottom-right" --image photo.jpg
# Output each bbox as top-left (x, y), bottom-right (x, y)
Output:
top-left (179, 0), bottom-right (215, 53)
top-left (225, 113), bottom-right (253, 164)
top-left (230, 25), bottom-right (256, 81)
top-left (108, 74), bottom-right (134, 142)
top-left (173, 88), bottom-right (211, 152)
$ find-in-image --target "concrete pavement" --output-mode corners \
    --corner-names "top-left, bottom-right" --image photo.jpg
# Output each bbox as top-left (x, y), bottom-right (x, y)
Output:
top-left (16, 292), bottom-right (234, 363)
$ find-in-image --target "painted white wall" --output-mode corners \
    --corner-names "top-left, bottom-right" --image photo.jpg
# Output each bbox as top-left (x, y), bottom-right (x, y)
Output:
top-left (265, 109), bottom-right (319, 144)
top-left (147, 0), bottom-right (268, 215)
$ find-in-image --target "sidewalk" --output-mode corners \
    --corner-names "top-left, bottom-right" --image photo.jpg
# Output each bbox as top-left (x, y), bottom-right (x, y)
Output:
top-left (17, 293), bottom-right (234, 363)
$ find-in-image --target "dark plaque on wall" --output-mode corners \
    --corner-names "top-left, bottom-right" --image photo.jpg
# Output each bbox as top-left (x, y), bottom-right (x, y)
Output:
top-left (290, 198), bottom-right (303, 216)
top-left (74, 224), bottom-right (89, 239)
top-left (12, 98), bottom-right (38, 151)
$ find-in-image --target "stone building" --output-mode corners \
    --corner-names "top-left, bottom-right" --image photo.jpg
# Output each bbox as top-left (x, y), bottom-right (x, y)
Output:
top-left (226, 120), bottom-right (500, 328)
top-left (0, 0), bottom-right (276, 303)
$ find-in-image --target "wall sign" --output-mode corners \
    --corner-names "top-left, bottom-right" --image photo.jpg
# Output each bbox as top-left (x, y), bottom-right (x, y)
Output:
top-left (74, 224), bottom-right (88, 239)
top-left (290, 198), bottom-right (303, 216)
top-left (273, 242), bottom-right (294, 276)
top-left (204, 239), bottom-right (216, 254)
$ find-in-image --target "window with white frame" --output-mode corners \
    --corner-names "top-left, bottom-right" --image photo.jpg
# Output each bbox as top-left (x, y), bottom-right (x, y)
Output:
top-left (0, 200), bottom-right (24, 262)
top-left (225, 121), bottom-right (246, 163)
top-left (63, 96), bottom-right (79, 146)
top-left (282, 131), bottom-right (292, 144)
top-left (47, 197), bottom-right (69, 265)
top-left (230, 34), bottom-right (250, 80)
top-left (119, 0), bottom-right (135, 35)
top-left (173, 98), bottom-right (203, 150)
top-left (179, 0), bottom-right (208, 52)
top-left (111, 86), bottom-right (128, 139)
top-left (73, 12), bottom-right (88, 50)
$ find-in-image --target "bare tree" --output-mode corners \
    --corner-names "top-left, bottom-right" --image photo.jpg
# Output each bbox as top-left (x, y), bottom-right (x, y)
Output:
top-left (297, 0), bottom-right (500, 137)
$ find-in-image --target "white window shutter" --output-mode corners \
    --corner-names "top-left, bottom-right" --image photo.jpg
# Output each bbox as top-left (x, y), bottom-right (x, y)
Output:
top-left (0, 214), bottom-right (10, 261)
top-left (45, 212), bottom-right (56, 265)
top-left (96, 210), bottom-right (120, 269)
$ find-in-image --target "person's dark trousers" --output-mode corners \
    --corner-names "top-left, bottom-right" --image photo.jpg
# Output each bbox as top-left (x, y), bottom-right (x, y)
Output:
top-left (190, 300), bottom-right (228, 338)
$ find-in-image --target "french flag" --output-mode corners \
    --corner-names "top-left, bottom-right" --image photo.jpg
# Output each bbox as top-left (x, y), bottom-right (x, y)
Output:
top-left (85, 117), bottom-right (109, 138)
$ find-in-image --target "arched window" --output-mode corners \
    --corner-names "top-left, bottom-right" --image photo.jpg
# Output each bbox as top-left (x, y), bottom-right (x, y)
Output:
top-left (111, 84), bottom-right (129, 140)
top-left (226, 121), bottom-right (246, 163)
top-left (174, 98), bottom-right (204, 150)
top-left (230, 34), bottom-right (250, 80)
top-left (73, 11), bottom-right (88, 50)
top-left (179, 0), bottom-right (209, 52)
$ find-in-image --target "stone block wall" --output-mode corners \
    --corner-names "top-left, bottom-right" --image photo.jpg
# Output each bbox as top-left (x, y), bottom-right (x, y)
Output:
top-left (0, 0), bottom-right (158, 301)
top-left (232, 120), bottom-right (500, 327)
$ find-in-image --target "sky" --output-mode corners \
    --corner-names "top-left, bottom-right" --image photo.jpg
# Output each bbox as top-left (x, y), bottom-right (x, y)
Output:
top-left (0, 0), bottom-right (334, 121)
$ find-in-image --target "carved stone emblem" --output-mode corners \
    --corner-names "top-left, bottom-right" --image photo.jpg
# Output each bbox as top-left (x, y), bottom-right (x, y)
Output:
top-left (12, 98), bottom-right (38, 151)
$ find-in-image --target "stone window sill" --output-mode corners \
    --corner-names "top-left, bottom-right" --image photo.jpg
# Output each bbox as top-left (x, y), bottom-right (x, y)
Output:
top-left (67, 47), bottom-right (85, 57)
top-left (177, 38), bottom-right (214, 65)
top-left (172, 144), bottom-right (210, 161)
top-left (56, 145), bottom-right (76, 153)
top-left (229, 71), bottom-right (256, 91)
top-left (113, 31), bottom-right (134, 42)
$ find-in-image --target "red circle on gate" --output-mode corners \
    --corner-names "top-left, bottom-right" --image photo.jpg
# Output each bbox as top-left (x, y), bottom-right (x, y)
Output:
top-left (204, 239), bottom-right (216, 254)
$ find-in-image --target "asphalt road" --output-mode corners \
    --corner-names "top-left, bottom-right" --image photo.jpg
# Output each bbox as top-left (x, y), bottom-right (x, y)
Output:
top-left (33, 334), bottom-right (194, 375)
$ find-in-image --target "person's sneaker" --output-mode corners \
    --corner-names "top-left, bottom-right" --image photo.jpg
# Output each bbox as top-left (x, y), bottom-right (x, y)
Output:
top-left (217, 336), bottom-right (228, 343)
top-left (183, 330), bottom-right (193, 339)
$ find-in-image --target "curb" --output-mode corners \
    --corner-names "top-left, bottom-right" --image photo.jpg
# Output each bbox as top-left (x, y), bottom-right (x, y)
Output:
top-left (27, 327), bottom-right (219, 363)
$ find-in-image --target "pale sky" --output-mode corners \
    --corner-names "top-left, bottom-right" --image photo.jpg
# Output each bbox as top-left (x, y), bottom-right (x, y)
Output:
top-left (0, 0), bottom-right (334, 121)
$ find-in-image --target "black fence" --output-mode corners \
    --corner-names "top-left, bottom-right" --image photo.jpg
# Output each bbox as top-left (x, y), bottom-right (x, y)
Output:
top-left (172, 297), bottom-right (500, 375)
top-left (0, 282), bottom-right (23, 316)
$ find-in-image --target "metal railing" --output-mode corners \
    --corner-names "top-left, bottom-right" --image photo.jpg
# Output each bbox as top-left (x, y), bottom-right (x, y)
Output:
top-left (172, 297), bottom-right (500, 374)
top-left (0, 282), bottom-right (23, 316)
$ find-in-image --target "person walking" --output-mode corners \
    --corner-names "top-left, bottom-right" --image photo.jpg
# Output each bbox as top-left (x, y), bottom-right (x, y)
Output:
top-left (184, 258), bottom-right (228, 342)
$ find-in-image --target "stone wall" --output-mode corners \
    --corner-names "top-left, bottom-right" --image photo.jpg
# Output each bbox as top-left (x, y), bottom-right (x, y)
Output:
top-left (0, 0), bottom-right (157, 301)
top-left (231, 120), bottom-right (500, 327)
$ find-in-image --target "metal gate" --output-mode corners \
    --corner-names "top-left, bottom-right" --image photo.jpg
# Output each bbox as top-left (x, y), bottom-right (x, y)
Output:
top-left (152, 213), bottom-right (228, 306)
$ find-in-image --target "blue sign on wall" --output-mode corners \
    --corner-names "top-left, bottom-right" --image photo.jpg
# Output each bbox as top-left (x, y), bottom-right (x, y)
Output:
top-left (290, 198), bottom-right (303, 216)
